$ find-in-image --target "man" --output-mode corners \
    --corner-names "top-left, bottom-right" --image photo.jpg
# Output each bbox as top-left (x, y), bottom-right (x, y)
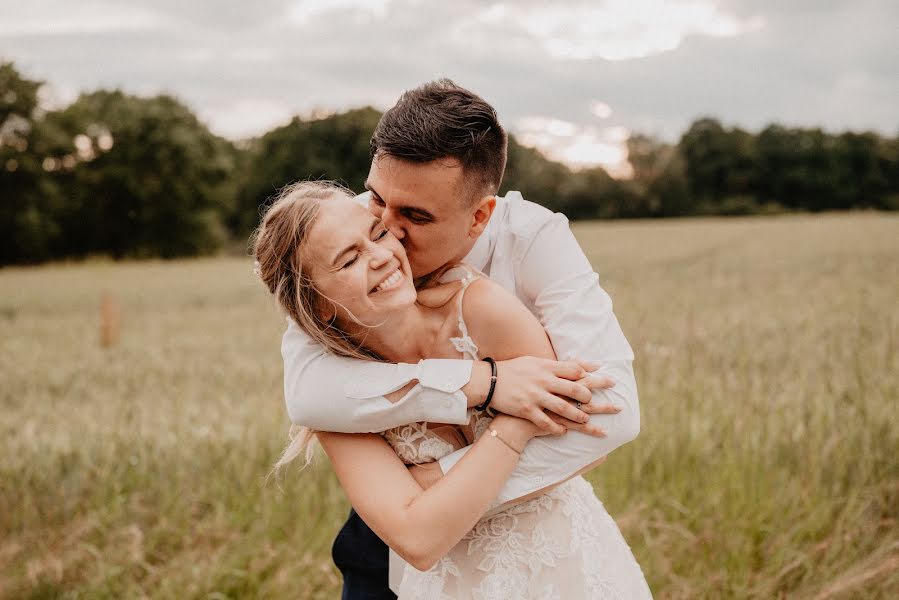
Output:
top-left (281, 79), bottom-right (639, 599)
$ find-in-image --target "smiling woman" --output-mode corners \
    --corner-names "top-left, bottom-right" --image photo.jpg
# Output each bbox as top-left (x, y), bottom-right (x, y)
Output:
top-left (250, 178), bottom-right (651, 599)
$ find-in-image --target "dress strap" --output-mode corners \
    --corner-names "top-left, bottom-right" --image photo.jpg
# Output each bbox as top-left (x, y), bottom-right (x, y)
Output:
top-left (448, 265), bottom-right (480, 360)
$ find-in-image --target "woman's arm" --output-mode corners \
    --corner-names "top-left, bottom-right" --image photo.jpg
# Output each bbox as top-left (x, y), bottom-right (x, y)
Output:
top-left (443, 277), bottom-right (618, 507)
top-left (317, 413), bottom-right (542, 571)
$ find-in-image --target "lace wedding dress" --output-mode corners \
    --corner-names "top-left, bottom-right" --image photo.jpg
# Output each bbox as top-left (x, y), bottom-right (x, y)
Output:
top-left (381, 266), bottom-right (653, 600)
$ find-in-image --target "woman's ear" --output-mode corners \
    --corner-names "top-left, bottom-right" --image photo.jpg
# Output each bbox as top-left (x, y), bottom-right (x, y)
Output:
top-left (468, 195), bottom-right (496, 238)
top-left (316, 297), bottom-right (337, 324)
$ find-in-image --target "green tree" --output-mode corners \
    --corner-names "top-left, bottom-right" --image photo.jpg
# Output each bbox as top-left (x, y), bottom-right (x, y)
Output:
top-left (233, 107), bottom-right (381, 235)
top-left (50, 90), bottom-right (237, 258)
top-left (0, 61), bottom-right (70, 263)
top-left (626, 134), bottom-right (692, 217)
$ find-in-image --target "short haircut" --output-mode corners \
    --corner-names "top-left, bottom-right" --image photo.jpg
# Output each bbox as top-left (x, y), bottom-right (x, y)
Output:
top-left (370, 79), bottom-right (508, 201)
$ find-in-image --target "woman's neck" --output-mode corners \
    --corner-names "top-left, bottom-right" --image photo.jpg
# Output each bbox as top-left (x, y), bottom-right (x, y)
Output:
top-left (351, 302), bottom-right (446, 364)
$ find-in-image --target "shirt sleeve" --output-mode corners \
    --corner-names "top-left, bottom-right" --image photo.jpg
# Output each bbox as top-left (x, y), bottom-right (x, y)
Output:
top-left (437, 210), bottom-right (640, 505)
top-left (282, 318), bottom-right (471, 433)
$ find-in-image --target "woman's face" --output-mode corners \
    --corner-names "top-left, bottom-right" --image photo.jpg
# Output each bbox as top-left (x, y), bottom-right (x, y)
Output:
top-left (305, 196), bottom-right (417, 328)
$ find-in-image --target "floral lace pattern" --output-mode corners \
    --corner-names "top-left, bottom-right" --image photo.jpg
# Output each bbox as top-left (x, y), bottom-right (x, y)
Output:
top-left (398, 478), bottom-right (652, 599)
top-left (384, 265), bottom-right (652, 599)
top-left (382, 423), bottom-right (456, 465)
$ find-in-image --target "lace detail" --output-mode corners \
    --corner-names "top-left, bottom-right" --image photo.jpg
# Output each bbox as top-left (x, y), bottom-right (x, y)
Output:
top-left (384, 264), bottom-right (652, 599)
top-left (447, 266), bottom-right (481, 360)
top-left (382, 422), bottom-right (456, 464)
top-left (398, 477), bottom-right (652, 599)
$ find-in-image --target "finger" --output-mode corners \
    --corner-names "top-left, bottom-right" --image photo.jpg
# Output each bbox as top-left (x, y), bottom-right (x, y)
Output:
top-left (554, 416), bottom-right (606, 438)
top-left (530, 409), bottom-right (567, 435)
top-left (579, 402), bottom-right (621, 415)
top-left (552, 360), bottom-right (587, 381)
top-left (547, 378), bottom-right (593, 404)
top-left (581, 376), bottom-right (615, 391)
top-left (541, 393), bottom-right (590, 423)
top-left (575, 359), bottom-right (602, 373)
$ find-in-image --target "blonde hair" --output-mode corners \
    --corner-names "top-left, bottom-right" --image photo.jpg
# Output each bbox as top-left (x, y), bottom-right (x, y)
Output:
top-left (251, 180), bottom-right (382, 470)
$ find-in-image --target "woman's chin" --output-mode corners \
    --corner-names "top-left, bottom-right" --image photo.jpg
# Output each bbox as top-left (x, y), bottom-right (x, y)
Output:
top-left (368, 285), bottom-right (417, 318)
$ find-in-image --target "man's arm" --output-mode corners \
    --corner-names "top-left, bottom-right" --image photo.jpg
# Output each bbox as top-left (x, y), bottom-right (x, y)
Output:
top-left (437, 207), bottom-right (640, 505)
top-left (282, 319), bottom-right (472, 432)
top-left (282, 317), bottom-right (599, 433)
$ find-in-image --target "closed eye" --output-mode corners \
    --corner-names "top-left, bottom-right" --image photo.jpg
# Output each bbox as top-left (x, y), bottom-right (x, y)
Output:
top-left (342, 253), bottom-right (359, 269)
top-left (402, 210), bottom-right (432, 225)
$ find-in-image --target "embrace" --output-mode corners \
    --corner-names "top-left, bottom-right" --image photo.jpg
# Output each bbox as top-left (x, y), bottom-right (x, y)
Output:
top-left (253, 80), bottom-right (652, 599)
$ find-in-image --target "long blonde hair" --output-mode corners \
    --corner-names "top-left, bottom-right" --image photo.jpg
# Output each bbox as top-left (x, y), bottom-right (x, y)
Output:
top-left (251, 180), bottom-right (383, 470)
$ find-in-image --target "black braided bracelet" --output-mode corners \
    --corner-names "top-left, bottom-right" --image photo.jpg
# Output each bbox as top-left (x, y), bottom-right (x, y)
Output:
top-left (475, 357), bottom-right (498, 413)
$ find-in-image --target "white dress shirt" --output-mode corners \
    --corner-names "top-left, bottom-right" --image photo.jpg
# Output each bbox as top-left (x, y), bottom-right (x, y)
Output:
top-left (281, 191), bottom-right (639, 505)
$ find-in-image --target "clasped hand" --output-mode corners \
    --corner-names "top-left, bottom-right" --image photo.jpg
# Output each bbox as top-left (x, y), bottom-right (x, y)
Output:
top-left (479, 356), bottom-right (619, 437)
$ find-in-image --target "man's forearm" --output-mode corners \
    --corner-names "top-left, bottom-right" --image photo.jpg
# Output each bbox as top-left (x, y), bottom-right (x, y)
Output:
top-left (437, 360), bottom-right (639, 505)
top-left (283, 322), bottom-right (472, 432)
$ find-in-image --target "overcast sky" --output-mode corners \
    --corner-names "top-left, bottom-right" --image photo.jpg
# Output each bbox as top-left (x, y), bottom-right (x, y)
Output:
top-left (1, 0), bottom-right (896, 175)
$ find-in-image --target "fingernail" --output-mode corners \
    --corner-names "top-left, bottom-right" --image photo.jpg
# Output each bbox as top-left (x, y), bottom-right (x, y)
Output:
top-left (614, 406), bottom-right (621, 413)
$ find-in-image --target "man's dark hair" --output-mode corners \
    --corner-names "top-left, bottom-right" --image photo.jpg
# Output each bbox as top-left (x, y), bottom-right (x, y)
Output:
top-left (370, 79), bottom-right (508, 200)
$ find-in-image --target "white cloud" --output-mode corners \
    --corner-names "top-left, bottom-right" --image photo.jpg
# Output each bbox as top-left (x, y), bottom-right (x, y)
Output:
top-left (591, 101), bottom-right (613, 119)
top-left (475, 0), bottom-right (764, 61)
top-left (0, 1), bottom-right (163, 35)
top-left (199, 99), bottom-right (296, 139)
top-left (287, 0), bottom-right (392, 24)
top-left (515, 116), bottom-right (632, 176)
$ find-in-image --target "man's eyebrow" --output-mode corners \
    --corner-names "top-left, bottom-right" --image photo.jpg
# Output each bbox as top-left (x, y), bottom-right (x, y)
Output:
top-left (331, 217), bottom-right (380, 267)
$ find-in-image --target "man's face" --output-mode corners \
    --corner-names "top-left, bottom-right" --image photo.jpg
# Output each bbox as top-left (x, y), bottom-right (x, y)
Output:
top-left (365, 154), bottom-right (479, 279)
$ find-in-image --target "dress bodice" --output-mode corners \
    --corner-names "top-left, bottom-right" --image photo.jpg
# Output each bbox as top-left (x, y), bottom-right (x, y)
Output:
top-left (381, 265), bottom-right (491, 465)
top-left (379, 265), bottom-right (652, 599)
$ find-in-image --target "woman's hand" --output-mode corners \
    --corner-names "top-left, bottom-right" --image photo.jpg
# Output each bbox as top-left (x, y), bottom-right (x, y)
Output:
top-left (490, 399), bottom-right (613, 448)
top-left (467, 358), bottom-right (617, 432)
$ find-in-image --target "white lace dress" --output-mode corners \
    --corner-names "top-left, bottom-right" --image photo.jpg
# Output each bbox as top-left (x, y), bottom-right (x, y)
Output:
top-left (381, 267), bottom-right (653, 600)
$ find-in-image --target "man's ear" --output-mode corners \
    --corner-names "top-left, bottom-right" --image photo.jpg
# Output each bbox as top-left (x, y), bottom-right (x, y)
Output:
top-left (468, 195), bottom-right (496, 238)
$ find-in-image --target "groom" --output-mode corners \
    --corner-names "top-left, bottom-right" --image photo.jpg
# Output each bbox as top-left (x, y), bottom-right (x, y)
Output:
top-left (280, 79), bottom-right (639, 599)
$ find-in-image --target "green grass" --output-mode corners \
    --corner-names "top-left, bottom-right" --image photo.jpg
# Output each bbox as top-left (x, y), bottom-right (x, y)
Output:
top-left (1, 213), bottom-right (897, 599)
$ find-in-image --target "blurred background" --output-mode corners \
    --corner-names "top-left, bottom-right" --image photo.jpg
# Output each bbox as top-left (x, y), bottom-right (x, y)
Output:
top-left (1, 1), bottom-right (897, 598)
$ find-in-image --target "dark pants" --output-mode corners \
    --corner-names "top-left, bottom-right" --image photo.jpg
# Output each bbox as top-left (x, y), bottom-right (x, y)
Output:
top-left (332, 509), bottom-right (397, 600)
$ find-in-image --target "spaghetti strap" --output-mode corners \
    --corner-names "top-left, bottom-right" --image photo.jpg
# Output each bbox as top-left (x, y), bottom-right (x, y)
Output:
top-left (447, 265), bottom-right (481, 360)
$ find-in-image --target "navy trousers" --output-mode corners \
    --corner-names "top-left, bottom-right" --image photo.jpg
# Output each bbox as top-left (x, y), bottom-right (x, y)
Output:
top-left (332, 508), bottom-right (397, 600)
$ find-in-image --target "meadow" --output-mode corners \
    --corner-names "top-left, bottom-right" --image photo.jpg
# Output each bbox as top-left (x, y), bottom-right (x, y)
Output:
top-left (1, 213), bottom-right (897, 599)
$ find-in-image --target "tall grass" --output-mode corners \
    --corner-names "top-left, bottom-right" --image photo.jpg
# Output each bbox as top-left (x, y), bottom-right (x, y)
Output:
top-left (1, 213), bottom-right (896, 599)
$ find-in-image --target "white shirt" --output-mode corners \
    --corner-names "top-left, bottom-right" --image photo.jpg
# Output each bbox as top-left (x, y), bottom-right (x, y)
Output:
top-left (281, 191), bottom-right (640, 506)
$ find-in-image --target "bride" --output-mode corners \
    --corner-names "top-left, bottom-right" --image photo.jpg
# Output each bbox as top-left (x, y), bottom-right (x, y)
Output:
top-left (253, 181), bottom-right (652, 599)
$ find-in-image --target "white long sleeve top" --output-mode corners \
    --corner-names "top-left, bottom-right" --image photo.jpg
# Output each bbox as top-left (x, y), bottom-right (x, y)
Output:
top-left (281, 191), bottom-right (640, 505)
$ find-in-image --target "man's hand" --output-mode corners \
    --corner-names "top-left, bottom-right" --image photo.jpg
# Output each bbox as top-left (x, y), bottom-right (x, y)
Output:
top-left (464, 357), bottom-right (617, 434)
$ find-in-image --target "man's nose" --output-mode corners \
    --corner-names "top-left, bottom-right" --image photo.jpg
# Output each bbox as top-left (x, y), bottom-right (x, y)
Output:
top-left (382, 208), bottom-right (405, 240)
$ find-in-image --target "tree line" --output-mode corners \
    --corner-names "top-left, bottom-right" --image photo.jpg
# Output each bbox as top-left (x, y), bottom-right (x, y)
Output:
top-left (2, 61), bottom-right (897, 265)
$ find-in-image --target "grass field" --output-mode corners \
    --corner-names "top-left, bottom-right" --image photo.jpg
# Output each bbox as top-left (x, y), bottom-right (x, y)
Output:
top-left (1, 213), bottom-right (897, 599)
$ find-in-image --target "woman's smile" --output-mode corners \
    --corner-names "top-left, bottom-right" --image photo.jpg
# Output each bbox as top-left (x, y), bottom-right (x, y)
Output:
top-left (370, 265), bottom-right (405, 295)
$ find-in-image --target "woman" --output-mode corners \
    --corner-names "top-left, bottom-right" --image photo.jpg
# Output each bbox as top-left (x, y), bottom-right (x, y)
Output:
top-left (253, 181), bottom-right (652, 599)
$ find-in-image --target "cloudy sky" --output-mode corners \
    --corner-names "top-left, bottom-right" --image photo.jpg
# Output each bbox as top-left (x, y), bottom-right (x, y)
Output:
top-left (1, 0), bottom-right (896, 175)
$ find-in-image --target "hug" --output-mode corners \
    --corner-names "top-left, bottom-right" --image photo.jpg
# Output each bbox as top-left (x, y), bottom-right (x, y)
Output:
top-left (253, 79), bottom-right (651, 600)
